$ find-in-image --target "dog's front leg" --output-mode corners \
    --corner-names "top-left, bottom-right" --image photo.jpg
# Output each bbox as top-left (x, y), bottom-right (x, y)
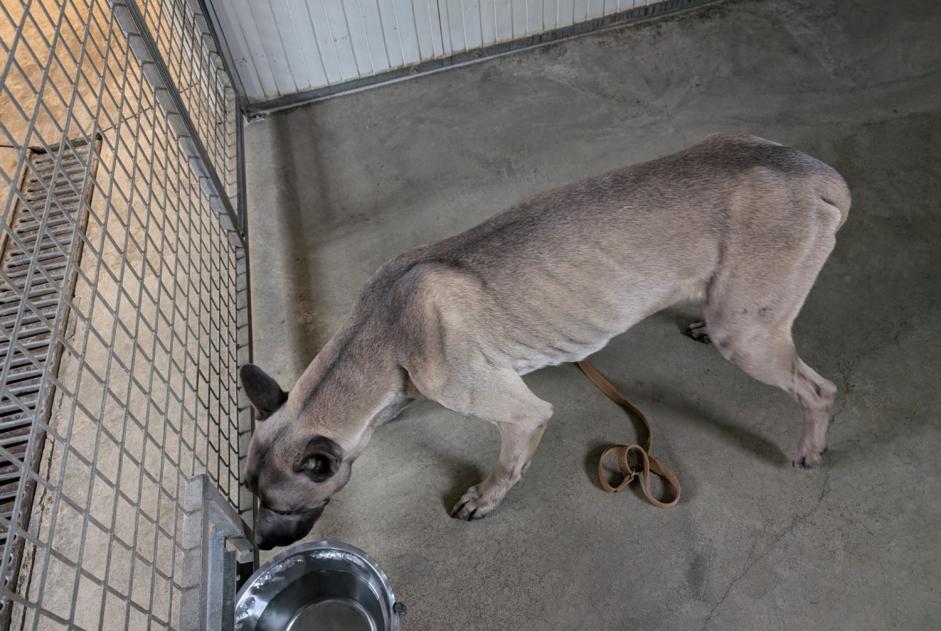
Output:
top-left (452, 418), bottom-right (549, 520)
top-left (408, 363), bottom-right (553, 520)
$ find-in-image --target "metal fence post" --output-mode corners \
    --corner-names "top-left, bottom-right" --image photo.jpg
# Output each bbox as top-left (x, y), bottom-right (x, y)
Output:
top-left (180, 474), bottom-right (253, 631)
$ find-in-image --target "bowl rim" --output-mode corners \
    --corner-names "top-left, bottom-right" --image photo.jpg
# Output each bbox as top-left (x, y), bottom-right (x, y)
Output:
top-left (235, 539), bottom-right (400, 628)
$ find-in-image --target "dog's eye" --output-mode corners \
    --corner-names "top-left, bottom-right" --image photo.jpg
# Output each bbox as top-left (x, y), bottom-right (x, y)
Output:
top-left (296, 437), bottom-right (342, 482)
top-left (299, 452), bottom-right (337, 482)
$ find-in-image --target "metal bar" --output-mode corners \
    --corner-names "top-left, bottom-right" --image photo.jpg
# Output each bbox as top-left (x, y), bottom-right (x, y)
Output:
top-left (180, 474), bottom-right (252, 631)
top-left (0, 134), bottom-right (102, 631)
top-left (110, 0), bottom-right (244, 240)
top-left (194, 0), bottom-right (247, 112)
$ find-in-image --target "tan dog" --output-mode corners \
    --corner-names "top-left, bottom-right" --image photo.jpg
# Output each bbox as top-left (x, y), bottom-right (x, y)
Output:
top-left (242, 134), bottom-right (850, 549)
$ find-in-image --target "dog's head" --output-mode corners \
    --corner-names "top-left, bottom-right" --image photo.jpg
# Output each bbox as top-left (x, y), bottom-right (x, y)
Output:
top-left (240, 364), bottom-right (353, 550)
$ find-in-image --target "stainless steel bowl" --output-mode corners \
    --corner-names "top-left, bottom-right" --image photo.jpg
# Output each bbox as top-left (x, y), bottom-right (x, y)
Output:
top-left (235, 541), bottom-right (405, 631)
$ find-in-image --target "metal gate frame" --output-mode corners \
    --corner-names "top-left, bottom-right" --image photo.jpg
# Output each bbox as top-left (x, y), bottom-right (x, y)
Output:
top-left (0, 133), bottom-right (102, 630)
top-left (0, 0), bottom-right (254, 628)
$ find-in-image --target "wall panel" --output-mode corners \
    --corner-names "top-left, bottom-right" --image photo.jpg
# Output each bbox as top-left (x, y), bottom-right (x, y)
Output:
top-left (207, 0), bottom-right (710, 106)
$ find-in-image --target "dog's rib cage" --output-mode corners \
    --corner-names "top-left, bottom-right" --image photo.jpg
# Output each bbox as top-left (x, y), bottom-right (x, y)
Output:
top-left (0, 0), bottom-right (250, 628)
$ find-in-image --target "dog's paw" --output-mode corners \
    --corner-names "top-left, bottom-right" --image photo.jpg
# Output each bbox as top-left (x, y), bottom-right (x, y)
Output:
top-left (684, 320), bottom-right (711, 344)
top-left (450, 485), bottom-right (499, 521)
top-left (792, 446), bottom-right (825, 469)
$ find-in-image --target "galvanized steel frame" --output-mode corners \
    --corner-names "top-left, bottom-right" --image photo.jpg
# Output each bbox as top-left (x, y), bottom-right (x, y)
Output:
top-left (0, 0), bottom-right (252, 628)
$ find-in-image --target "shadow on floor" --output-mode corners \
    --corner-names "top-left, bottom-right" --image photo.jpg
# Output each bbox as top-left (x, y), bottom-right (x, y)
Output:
top-left (270, 114), bottom-right (330, 373)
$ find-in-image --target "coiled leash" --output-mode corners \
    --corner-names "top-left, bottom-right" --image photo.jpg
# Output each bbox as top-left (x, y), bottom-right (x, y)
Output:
top-left (576, 360), bottom-right (681, 508)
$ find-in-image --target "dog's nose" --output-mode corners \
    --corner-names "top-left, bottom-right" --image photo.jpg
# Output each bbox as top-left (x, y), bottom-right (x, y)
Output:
top-left (254, 530), bottom-right (276, 550)
top-left (253, 519), bottom-right (301, 550)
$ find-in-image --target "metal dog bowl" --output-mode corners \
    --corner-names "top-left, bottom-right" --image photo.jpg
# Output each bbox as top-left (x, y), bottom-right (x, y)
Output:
top-left (235, 541), bottom-right (405, 631)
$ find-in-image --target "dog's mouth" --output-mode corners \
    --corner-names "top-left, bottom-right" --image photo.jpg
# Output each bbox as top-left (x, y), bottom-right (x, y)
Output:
top-left (261, 498), bottom-right (330, 517)
top-left (254, 499), bottom-right (330, 549)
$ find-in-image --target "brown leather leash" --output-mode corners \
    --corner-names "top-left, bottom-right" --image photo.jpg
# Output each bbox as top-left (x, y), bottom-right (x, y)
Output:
top-left (576, 360), bottom-right (681, 508)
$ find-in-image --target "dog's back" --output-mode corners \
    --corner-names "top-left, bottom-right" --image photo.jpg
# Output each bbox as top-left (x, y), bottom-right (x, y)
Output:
top-left (375, 135), bottom-right (849, 375)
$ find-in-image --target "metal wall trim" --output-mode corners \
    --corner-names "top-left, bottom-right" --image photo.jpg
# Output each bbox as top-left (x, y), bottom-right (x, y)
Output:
top-left (240, 0), bottom-right (724, 116)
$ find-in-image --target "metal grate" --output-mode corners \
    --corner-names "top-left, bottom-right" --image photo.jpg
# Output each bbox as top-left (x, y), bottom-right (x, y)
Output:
top-left (0, 136), bottom-right (100, 628)
top-left (136, 0), bottom-right (239, 207)
top-left (0, 0), bottom-right (251, 629)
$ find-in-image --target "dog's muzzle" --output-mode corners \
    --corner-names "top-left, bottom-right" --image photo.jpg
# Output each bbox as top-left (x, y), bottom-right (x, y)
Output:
top-left (254, 500), bottom-right (329, 550)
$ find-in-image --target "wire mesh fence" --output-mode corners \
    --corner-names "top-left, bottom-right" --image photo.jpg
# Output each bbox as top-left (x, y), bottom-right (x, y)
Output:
top-left (133, 0), bottom-right (239, 211)
top-left (0, 0), bottom-right (250, 628)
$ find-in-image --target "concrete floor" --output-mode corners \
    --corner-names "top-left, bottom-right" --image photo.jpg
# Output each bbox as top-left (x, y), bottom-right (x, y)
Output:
top-left (244, 0), bottom-right (941, 628)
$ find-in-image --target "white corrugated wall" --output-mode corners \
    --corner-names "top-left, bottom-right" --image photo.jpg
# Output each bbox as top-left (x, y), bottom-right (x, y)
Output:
top-left (210, 0), bottom-right (672, 105)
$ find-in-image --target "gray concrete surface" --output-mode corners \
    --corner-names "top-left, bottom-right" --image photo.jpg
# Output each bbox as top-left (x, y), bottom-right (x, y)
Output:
top-left (244, 0), bottom-right (941, 628)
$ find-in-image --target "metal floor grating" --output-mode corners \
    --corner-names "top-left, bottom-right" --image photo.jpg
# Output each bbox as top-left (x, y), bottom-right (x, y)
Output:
top-left (0, 137), bottom-right (100, 622)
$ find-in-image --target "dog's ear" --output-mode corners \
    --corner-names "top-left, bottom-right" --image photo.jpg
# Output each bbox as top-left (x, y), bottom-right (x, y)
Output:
top-left (240, 364), bottom-right (288, 420)
top-left (295, 436), bottom-right (342, 482)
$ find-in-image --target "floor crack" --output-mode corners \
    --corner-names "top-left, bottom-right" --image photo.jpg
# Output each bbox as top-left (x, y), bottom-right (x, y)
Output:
top-left (700, 469), bottom-right (831, 630)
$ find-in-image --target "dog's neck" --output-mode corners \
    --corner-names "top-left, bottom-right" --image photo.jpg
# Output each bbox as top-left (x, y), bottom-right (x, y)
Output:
top-left (289, 317), bottom-right (411, 458)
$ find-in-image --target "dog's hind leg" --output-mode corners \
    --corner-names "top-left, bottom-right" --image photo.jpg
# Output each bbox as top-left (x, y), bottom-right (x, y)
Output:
top-left (707, 323), bottom-right (836, 467)
top-left (703, 215), bottom-right (839, 468)
top-left (408, 364), bottom-right (553, 520)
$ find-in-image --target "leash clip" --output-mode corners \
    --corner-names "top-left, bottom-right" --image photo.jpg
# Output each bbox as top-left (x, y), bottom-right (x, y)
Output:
top-left (598, 444), bottom-right (643, 493)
